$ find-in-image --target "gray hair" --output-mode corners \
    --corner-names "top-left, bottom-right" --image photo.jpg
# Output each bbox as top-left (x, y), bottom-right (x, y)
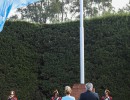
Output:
top-left (85, 82), bottom-right (93, 91)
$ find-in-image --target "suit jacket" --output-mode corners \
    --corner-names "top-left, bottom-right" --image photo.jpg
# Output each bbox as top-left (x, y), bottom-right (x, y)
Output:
top-left (79, 90), bottom-right (99, 100)
top-left (94, 93), bottom-right (99, 100)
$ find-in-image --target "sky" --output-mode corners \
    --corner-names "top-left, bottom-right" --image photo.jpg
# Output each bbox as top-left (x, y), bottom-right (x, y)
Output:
top-left (9, 0), bottom-right (129, 17)
top-left (112, 0), bottom-right (129, 10)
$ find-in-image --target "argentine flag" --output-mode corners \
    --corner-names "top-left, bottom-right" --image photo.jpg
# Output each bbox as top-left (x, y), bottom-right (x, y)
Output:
top-left (0, 0), bottom-right (40, 32)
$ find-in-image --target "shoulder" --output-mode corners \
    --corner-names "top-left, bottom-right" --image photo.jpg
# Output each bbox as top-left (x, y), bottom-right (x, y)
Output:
top-left (62, 96), bottom-right (66, 100)
top-left (69, 96), bottom-right (75, 100)
top-left (91, 92), bottom-right (99, 97)
top-left (101, 96), bottom-right (105, 100)
top-left (58, 97), bottom-right (62, 100)
top-left (80, 91), bottom-right (91, 98)
top-left (80, 91), bottom-right (93, 96)
top-left (93, 93), bottom-right (99, 99)
top-left (80, 91), bottom-right (87, 95)
top-left (51, 97), bottom-right (54, 99)
top-left (71, 96), bottom-right (75, 99)
top-left (13, 97), bottom-right (18, 100)
top-left (109, 96), bottom-right (112, 100)
top-left (51, 97), bottom-right (54, 100)
top-left (62, 96), bottom-right (75, 100)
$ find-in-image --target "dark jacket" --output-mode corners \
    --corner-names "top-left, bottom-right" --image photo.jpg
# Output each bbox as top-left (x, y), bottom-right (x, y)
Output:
top-left (79, 91), bottom-right (99, 100)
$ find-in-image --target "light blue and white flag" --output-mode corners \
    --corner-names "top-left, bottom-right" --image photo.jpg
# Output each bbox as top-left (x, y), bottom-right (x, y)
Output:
top-left (0, 0), bottom-right (40, 32)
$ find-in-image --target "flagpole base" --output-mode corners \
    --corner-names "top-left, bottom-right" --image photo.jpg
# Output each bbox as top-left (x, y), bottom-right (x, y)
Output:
top-left (71, 84), bottom-right (86, 100)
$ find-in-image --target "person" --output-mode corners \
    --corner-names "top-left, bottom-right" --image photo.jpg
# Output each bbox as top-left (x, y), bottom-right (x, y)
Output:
top-left (92, 88), bottom-right (99, 100)
top-left (101, 89), bottom-right (112, 100)
top-left (62, 86), bottom-right (75, 100)
top-left (8, 91), bottom-right (18, 100)
top-left (51, 89), bottom-right (62, 100)
top-left (79, 82), bottom-right (99, 100)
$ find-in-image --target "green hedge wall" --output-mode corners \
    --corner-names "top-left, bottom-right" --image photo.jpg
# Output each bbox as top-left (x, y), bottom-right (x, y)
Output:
top-left (0, 14), bottom-right (129, 100)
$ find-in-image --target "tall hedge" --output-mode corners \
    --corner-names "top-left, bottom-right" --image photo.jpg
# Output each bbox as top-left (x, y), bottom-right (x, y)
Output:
top-left (0, 14), bottom-right (129, 100)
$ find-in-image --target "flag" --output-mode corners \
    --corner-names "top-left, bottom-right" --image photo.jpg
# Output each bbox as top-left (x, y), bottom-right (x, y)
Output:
top-left (12, 0), bottom-right (41, 9)
top-left (0, 0), bottom-right (40, 32)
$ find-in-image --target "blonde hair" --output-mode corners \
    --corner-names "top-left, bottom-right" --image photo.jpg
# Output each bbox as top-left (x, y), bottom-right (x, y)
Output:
top-left (105, 89), bottom-right (110, 96)
top-left (65, 86), bottom-right (72, 95)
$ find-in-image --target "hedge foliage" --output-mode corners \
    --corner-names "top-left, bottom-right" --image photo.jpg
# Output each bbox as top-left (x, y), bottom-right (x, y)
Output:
top-left (0, 14), bottom-right (130, 100)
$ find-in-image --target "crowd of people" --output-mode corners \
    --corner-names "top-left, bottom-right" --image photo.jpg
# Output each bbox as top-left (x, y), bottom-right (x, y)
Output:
top-left (8, 82), bottom-right (112, 100)
top-left (51, 82), bottom-right (112, 100)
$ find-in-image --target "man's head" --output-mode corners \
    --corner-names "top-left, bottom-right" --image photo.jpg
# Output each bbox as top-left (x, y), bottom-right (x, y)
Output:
top-left (85, 82), bottom-right (93, 91)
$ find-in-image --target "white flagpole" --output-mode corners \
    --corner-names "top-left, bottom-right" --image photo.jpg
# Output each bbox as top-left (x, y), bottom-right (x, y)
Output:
top-left (80, 0), bottom-right (85, 84)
